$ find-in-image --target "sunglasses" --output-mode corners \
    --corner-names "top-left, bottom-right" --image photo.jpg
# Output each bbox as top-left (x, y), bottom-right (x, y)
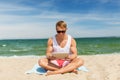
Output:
top-left (57, 30), bottom-right (66, 33)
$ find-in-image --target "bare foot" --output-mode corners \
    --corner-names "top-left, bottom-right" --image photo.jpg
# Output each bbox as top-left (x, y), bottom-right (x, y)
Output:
top-left (46, 69), bottom-right (78, 76)
top-left (71, 69), bottom-right (78, 74)
top-left (46, 71), bottom-right (60, 76)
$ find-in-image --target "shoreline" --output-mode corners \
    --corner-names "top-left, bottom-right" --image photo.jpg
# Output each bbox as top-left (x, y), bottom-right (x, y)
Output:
top-left (0, 53), bottom-right (120, 58)
top-left (0, 54), bottom-right (120, 80)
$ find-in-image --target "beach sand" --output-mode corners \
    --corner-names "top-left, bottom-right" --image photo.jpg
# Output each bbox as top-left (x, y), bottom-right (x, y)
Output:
top-left (0, 54), bottom-right (120, 80)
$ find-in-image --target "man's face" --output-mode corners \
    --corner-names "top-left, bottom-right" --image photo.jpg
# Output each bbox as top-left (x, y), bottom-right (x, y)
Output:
top-left (56, 26), bottom-right (67, 36)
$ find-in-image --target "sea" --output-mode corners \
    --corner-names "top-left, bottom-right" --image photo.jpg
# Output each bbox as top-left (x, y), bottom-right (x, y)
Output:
top-left (0, 37), bottom-right (120, 57)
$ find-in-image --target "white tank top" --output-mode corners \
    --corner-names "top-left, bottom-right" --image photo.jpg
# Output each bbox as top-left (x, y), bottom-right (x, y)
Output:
top-left (52, 35), bottom-right (72, 54)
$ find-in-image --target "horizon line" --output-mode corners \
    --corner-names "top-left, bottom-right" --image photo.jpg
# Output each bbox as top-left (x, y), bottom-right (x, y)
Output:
top-left (0, 36), bottom-right (120, 40)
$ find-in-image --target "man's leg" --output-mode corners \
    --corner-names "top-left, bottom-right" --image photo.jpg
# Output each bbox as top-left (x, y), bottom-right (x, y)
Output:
top-left (46, 57), bottom-right (84, 75)
top-left (38, 58), bottom-right (60, 71)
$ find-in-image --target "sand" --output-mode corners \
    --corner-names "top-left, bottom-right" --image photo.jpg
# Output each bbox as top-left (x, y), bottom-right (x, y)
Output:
top-left (0, 54), bottom-right (120, 80)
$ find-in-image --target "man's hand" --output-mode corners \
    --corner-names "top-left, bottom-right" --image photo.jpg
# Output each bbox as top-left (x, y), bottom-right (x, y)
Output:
top-left (65, 55), bottom-right (73, 61)
top-left (65, 54), bottom-right (77, 61)
top-left (47, 54), bottom-right (56, 60)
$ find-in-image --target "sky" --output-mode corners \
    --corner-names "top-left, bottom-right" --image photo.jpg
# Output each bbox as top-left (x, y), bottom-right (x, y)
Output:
top-left (0, 0), bottom-right (120, 39)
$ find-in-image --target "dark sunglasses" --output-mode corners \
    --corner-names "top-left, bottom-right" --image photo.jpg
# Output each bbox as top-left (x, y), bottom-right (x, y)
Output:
top-left (57, 30), bottom-right (66, 33)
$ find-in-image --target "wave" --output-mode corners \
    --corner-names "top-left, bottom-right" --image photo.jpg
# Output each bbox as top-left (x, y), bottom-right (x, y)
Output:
top-left (2, 44), bottom-right (6, 47)
top-left (0, 53), bottom-right (120, 58)
top-left (0, 55), bottom-right (43, 58)
top-left (9, 49), bottom-right (29, 52)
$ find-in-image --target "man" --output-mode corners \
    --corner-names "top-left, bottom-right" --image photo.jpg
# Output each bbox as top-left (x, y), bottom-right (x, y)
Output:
top-left (38, 21), bottom-right (84, 75)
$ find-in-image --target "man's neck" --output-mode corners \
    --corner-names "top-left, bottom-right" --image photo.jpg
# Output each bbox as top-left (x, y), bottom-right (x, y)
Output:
top-left (56, 34), bottom-right (67, 41)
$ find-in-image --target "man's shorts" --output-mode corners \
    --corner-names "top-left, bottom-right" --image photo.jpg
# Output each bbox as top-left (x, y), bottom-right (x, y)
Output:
top-left (50, 59), bottom-right (70, 68)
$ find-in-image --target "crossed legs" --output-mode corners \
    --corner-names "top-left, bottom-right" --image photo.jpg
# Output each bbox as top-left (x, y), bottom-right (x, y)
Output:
top-left (38, 57), bottom-right (84, 75)
top-left (38, 58), bottom-right (60, 71)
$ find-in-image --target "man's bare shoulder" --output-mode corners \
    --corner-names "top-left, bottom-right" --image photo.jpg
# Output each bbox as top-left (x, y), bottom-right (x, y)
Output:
top-left (71, 38), bottom-right (76, 47)
top-left (47, 37), bottom-right (53, 45)
top-left (48, 37), bottom-right (53, 41)
top-left (71, 38), bottom-right (76, 42)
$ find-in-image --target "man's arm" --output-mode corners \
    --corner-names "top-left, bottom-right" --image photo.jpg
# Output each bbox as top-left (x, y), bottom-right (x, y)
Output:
top-left (68, 38), bottom-right (78, 60)
top-left (46, 38), bottom-right (53, 59)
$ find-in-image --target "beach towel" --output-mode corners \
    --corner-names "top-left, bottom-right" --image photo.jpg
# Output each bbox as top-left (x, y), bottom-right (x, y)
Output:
top-left (25, 64), bottom-right (88, 75)
top-left (25, 64), bottom-right (47, 75)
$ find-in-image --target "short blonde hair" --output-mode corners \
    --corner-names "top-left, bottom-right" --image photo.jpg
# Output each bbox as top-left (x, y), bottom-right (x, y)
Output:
top-left (56, 21), bottom-right (67, 29)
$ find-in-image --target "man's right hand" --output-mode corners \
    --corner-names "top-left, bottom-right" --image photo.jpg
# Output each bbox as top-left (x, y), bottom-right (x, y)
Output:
top-left (46, 54), bottom-right (56, 60)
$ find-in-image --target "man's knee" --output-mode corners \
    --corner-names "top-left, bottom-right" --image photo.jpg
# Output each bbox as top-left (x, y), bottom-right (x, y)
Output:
top-left (38, 59), bottom-right (42, 66)
top-left (79, 58), bottom-right (84, 65)
top-left (77, 58), bottom-right (84, 66)
top-left (38, 58), bottom-right (46, 66)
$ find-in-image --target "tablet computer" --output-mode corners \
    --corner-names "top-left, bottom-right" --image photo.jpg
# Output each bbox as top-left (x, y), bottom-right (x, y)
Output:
top-left (52, 53), bottom-right (69, 59)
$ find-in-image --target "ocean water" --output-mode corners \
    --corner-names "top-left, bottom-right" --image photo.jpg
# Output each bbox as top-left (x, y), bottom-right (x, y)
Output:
top-left (0, 37), bottom-right (120, 56)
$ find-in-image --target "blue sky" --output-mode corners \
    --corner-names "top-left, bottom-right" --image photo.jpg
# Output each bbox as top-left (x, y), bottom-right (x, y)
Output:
top-left (0, 0), bottom-right (120, 39)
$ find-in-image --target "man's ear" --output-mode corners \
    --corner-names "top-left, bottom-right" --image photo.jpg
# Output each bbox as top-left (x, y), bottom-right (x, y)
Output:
top-left (66, 28), bottom-right (68, 30)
